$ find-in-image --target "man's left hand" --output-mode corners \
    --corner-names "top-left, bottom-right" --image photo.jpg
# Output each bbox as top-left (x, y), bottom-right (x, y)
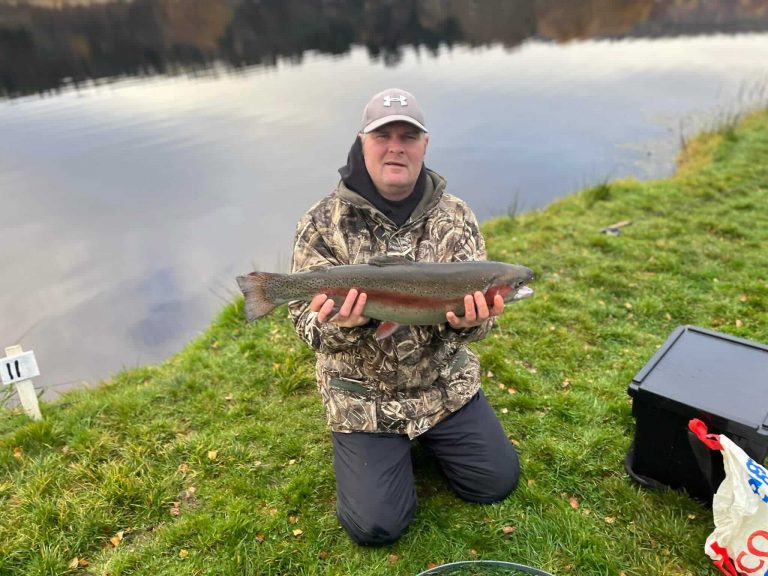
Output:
top-left (446, 291), bottom-right (504, 330)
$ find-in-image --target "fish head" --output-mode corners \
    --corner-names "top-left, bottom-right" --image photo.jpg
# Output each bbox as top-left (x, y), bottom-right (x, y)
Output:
top-left (486, 264), bottom-right (534, 303)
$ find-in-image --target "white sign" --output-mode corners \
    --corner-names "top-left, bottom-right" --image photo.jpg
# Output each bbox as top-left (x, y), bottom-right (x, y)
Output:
top-left (1, 350), bottom-right (40, 385)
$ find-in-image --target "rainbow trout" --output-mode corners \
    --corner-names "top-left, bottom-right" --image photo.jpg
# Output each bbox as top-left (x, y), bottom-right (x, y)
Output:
top-left (236, 256), bottom-right (533, 340)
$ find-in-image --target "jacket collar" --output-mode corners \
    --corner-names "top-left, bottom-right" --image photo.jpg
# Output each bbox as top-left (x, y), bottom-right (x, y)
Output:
top-left (336, 168), bottom-right (445, 228)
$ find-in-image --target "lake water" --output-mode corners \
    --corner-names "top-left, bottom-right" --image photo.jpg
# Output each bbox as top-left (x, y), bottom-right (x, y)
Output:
top-left (1, 0), bottom-right (768, 400)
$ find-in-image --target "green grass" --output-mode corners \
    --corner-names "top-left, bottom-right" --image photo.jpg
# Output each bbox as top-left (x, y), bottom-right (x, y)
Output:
top-left (2, 110), bottom-right (768, 575)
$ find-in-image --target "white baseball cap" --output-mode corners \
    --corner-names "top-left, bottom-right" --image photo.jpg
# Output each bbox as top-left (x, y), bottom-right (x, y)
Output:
top-left (360, 88), bottom-right (427, 133)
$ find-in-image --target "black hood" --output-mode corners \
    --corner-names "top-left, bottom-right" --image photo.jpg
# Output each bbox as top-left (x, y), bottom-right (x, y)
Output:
top-left (338, 136), bottom-right (426, 227)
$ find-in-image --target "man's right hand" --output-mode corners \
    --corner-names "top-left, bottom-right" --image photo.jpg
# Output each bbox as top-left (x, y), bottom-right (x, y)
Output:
top-left (310, 288), bottom-right (370, 328)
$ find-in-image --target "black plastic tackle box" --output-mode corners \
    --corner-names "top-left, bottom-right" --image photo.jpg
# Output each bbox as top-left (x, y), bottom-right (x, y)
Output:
top-left (625, 325), bottom-right (768, 503)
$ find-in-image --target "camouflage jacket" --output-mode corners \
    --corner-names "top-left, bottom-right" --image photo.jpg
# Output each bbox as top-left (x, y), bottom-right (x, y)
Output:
top-left (288, 169), bottom-right (494, 438)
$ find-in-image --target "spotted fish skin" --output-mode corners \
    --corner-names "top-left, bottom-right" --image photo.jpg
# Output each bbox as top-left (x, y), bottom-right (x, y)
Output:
top-left (236, 257), bottom-right (533, 328)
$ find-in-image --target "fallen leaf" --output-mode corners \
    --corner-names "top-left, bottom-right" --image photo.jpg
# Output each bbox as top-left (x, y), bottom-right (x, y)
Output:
top-left (569, 496), bottom-right (579, 510)
top-left (179, 487), bottom-right (197, 503)
top-left (12, 447), bottom-right (22, 459)
top-left (288, 459), bottom-right (296, 466)
top-left (255, 532), bottom-right (265, 543)
top-left (604, 516), bottom-right (616, 524)
top-left (170, 502), bottom-right (181, 516)
top-left (110, 531), bottom-right (124, 547)
top-left (501, 408), bottom-right (509, 414)
top-left (497, 383), bottom-right (505, 390)
top-left (502, 526), bottom-right (516, 534)
top-left (178, 462), bottom-right (189, 474)
top-left (469, 549), bottom-right (478, 557)
top-left (486, 371), bottom-right (494, 378)
top-left (388, 554), bottom-right (399, 564)
top-left (68, 558), bottom-right (80, 569)
top-left (207, 450), bottom-right (218, 461)
top-left (739, 294), bottom-right (748, 302)
top-left (292, 529), bottom-right (303, 537)
top-left (426, 563), bottom-right (438, 570)
top-left (318, 550), bottom-right (328, 560)
top-left (179, 549), bottom-right (189, 558)
top-left (527, 479), bottom-right (535, 487)
top-left (736, 319), bottom-right (744, 328)
top-left (288, 515), bottom-right (299, 524)
top-left (561, 379), bottom-right (571, 389)
top-left (224, 393), bottom-right (234, 401)
top-left (507, 387), bottom-right (517, 395)
top-left (687, 514), bottom-right (697, 520)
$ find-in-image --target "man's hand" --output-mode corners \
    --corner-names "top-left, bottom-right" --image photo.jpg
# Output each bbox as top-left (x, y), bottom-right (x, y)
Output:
top-left (310, 288), bottom-right (370, 328)
top-left (446, 291), bottom-right (504, 330)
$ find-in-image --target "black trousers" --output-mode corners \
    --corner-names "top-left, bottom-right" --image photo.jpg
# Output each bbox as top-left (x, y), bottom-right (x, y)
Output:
top-left (331, 389), bottom-right (520, 546)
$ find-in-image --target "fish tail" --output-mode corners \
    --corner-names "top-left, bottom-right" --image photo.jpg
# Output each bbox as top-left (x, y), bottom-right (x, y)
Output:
top-left (236, 272), bottom-right (281, 321)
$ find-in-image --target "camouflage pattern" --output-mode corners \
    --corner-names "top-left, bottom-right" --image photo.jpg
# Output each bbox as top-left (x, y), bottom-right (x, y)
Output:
top-left (288, 169), bottom-right (495, 439)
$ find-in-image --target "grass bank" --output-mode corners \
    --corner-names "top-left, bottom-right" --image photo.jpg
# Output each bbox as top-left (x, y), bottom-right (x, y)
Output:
top-left (2, 110), bottom-right (767, 576)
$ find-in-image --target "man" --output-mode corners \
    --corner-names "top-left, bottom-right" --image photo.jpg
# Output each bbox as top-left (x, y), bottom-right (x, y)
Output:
top-left (288, 88), bottom-right (519, 546)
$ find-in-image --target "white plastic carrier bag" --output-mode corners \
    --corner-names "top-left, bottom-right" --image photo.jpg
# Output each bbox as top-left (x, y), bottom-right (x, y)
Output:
top-left (689, 418), bottom-right (768, 576)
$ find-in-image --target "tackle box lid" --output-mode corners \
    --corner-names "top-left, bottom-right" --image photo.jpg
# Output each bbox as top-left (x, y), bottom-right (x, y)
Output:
top-left (628, 325), bottom-right (768, 436)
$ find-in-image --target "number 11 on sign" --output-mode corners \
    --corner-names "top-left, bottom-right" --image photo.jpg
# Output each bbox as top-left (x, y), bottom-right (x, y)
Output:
top-left (2, 346), bottom-right (42, 420)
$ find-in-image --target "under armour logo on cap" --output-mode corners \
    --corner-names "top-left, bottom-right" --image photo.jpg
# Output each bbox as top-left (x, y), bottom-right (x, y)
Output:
top-left (361, 88), bottom-right (427, 133)
top-left (383, 95), bottom-right (408, 107)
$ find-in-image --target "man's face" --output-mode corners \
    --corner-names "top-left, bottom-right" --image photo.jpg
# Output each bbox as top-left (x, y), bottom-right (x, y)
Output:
top-left (360, 122), bottom-right (429, 200)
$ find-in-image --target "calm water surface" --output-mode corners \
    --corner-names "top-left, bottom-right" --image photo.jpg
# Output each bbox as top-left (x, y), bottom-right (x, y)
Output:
top-left (1, 1), bottom-right (767, 398)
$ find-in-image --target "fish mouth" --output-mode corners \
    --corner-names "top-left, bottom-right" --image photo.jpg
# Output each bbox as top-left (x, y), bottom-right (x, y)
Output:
top-left (511, 285), bottom-right (534, 301)
top-left (494, 280), bottom-right (534, 303)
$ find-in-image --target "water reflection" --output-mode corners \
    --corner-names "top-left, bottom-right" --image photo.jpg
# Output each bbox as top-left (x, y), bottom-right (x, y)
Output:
top-left (2, 0), bottom-right (768, 98)
top-left (1, 1), bottom-right (768, 401)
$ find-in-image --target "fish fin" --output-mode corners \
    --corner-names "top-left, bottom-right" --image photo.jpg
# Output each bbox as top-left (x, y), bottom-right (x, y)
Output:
top-left (324, 299), bottom-right (343, 322)
top-left (236, 272), bottom-right (280, 321)
top-left (367, 255), bottom-right (413, 267)
top-left (375, 321), bottom-right (401, 340)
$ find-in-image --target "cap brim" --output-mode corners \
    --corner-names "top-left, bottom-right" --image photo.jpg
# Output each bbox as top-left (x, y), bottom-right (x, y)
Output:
top-left (362, 115), bottom-right (428, 133)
